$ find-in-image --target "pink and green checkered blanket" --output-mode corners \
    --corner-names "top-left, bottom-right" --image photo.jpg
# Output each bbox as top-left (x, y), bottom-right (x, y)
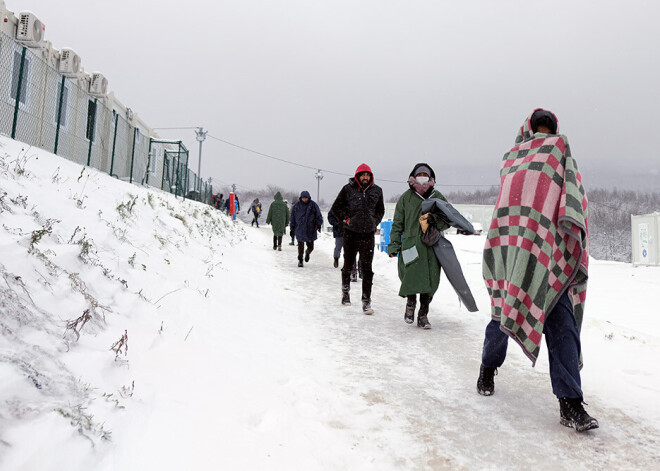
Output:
top-left (483, 115), bottom-right (589, 365)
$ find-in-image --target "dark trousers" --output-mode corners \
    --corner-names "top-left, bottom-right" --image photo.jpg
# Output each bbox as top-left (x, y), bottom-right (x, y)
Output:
top-left (334, 236), bottom-right (357, 275)
top-left (481, 290), bottom-right (583, 399)
top-left (297, 241), bottom-right (314, 260)
top-left (407, 293), bottom-right (432, 307)
top-left (272, 235), bottom-right (282, 248)
top-left (342, 231), bottom-right (374, 301)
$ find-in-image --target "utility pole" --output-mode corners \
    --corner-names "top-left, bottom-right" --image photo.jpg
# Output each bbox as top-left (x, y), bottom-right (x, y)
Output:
top-left (195, 127), bottom-right (207, 193)
top-left (314, 169), bottom-right (324, 203)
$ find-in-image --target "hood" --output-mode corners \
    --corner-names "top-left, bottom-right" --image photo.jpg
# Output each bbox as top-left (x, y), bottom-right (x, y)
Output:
top-left (408, 162), bottom-right (436, 180)
top-left (354, 163), bottom-right (374, 188)
top-left (299, 190), bottom-right (311, 202)
top-left (515, 108), bottom-right (559, 144)
top-left (274, 192), bottom-right (283, 201)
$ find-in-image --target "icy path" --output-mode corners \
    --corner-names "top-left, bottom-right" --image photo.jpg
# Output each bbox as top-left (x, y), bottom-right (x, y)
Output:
top-left (101, 225), bottom-right (660, 470)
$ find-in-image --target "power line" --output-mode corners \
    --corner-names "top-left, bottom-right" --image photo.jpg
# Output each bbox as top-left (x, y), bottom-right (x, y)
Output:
top-left (206, 133), bottom-right (497, 187)
top-left (153, 127), bottom-right (200, 131)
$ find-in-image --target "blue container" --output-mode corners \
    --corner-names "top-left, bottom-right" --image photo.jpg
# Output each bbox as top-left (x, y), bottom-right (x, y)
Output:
top-left (379, 219), bottom-right (393, 253)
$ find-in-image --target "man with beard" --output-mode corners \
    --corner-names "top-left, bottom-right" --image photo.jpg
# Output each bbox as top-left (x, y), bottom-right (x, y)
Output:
top-left (331, 163), bottom-right (385, 314)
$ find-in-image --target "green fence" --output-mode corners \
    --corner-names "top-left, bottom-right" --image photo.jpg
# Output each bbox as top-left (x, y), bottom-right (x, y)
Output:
top-left (0, 31), bottom-right (213, 202)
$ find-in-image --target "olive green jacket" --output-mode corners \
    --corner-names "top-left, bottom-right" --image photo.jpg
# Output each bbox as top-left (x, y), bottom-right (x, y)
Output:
top-left (266, 192), bottom-right (290, 236)
top-left (388, 188), bottom-right (449, 297)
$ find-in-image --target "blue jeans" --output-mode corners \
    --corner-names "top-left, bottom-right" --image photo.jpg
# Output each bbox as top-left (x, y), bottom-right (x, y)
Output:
top-left (481, 290), bottom-right (583, 399)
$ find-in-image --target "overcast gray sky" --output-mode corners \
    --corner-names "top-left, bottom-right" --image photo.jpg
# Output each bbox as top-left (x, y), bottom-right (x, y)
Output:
top-left (17, 0), bottom-right (660, 200)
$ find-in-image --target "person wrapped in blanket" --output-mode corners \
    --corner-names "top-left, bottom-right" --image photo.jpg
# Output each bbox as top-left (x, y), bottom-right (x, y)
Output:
top-left (476, 108), bottom-right (598, 432)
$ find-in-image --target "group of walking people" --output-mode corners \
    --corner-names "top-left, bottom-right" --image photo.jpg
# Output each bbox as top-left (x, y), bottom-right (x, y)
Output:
top-left (257, 108), bottom-right (599, 433)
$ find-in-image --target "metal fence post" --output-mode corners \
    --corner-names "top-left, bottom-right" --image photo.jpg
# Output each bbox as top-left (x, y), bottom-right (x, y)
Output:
top-left (109, 112), bottom-right (119, 177)
top-left (183, 148), bottom-right (189, 201)
top-left (129, 126), bottom-right (137, 184)
top-left (174, 151), bottom-right (181, 197)
top-left (146, 138), bottom-right (153, 185)
top-left (11, 47), bottom-right (27, 139)
top-left (87, 98), bottom-right (97, 166)
top-left (161, 152), bottom-right (168, 191)
top-left (54, 75), bottom-right (66, 155)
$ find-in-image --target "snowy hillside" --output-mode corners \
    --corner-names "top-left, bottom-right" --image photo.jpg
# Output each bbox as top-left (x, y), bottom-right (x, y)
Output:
top-left (0, 136), bottom-right (659, 470)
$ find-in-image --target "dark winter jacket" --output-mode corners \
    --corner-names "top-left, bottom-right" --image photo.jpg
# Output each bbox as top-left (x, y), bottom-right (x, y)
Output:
top-left (388, 163), bottom-right (450, 297)
top-left (223, 195), bottom-right (240, 212)
top-left (327, 210), bottom-right (343, 238)
top-left (290, 191), bottom-right (323, 242)
top-left (330, 163), bottom-right (385, 235)
top-left (266, 192), bottom-right (290, 236)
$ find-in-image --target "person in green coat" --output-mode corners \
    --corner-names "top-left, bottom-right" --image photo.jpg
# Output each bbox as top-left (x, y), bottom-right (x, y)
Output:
top-left (266, 192), bottom-right (290, 251)
top-left (388, 163), bottom-right (450, 329)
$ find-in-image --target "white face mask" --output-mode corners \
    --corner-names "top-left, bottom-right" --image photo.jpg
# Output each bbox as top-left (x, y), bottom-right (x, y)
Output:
top-left (416, 176), bottom-right (430, 185)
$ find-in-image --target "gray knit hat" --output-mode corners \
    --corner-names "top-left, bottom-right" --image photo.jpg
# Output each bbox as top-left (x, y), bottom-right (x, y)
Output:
top-left (414, 165), bottom-right (432, 177)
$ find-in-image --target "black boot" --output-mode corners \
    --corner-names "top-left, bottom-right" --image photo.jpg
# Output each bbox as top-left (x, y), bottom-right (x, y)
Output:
top-left (305, 251), bottom-right (310, 262)
top-left (298, 259), bottom-right (303, 267)
top-left (341, 285), bottom-right (351, 306)
top-left (559, 397), bottom-right (599, 432)
top-left (417, 315), bottom-right (431, 329)
top-left (404, 299), bottom-right (416, 324)
top-left (417, 297), bottom-right (431, 329)
top-left (362, 295), bottom-right (373, 315)
top-left (477, 364), bottom-right (497, 396)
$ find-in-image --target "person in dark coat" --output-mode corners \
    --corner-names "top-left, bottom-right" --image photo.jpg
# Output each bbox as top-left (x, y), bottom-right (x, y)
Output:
top-left (266, 192), bottom-right (290, 251)
top-left (330, 163), bottom-right (385, 314)
top-left (248, 198), bottom-right (263, 227)
top-left (223, 194), bottom-right (240, 215)
top-left (288, 199), bottom-right (297, 245)
top-left (328, 209), bottom-right (358, 279)
top-left (388, 163), bottom-right (449, 329)
top-left (289, 191), bottom-right (323, 267)
top-left (212, 193), bottom-right (224, 210)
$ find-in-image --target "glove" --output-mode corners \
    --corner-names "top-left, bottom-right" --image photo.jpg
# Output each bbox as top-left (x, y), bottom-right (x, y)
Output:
top-left (317, 226), bottom-right (321, 233)
top-left (344, 218), bottom-right (350, 226)
top-left (389, 252), bottom-right (397, 258)
top-left (457, 229), bottom-right (472, 235)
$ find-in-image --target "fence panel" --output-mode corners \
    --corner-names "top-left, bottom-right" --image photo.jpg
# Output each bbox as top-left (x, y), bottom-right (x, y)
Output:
top-left (0, 31), bottom-right (206, 204)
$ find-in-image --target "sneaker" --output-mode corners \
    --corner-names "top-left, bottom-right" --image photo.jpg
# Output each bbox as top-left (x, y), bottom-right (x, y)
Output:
top-left (305, 251), bottom-right (310, 262)
top-left (333, 258), bottom-right (339, 268)
top-left (298, 260), bottom-right (303, 267)
top-left (404, 302), bottom-right (415, 324)
top-left (477, 365), bottom-right (497, 396)
top-left (559, 397), bottom-right (599, 432)
top-left (362, 299), bottom-right (374, 315)
top-left (342, 292), bottom-right (351, 306)
top-left (417, 314), bottom-right (431, 329)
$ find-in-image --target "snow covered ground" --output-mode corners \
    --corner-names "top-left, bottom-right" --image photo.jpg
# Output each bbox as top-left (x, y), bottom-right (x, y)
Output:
top-left (1, 136), bottom-right (659, 470)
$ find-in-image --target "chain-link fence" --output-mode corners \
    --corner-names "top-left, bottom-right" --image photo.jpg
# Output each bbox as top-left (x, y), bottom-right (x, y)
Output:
top-left (0, 30), bottom-right (213, 203)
